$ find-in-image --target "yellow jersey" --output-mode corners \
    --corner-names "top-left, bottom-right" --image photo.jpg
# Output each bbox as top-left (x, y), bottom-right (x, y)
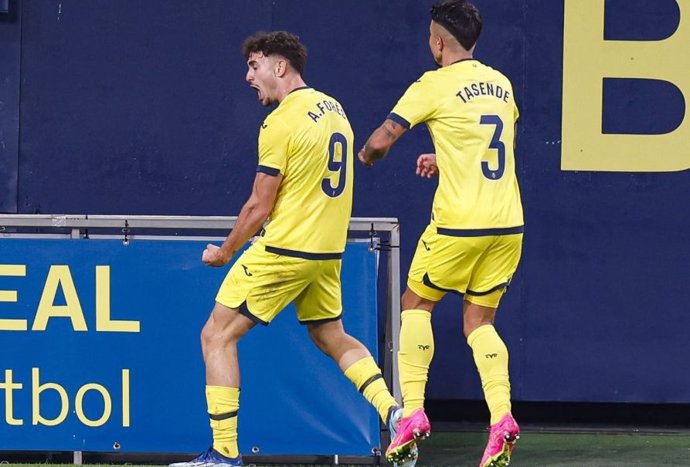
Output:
top-left (389, 59), bottom-right (523, 233)
top-left (256, 87), bottom-right (353, 257)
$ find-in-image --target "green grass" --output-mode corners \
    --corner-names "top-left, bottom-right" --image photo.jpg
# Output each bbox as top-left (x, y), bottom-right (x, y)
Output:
top-left (3, 430), bottom-right (690, 467)
top-left (417, 431), bottom-right (690, 466)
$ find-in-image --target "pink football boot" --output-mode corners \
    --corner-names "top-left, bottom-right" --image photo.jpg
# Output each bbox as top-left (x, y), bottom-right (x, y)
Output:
top-left (385, 408), bottom-right (431, 464)
top-left (479, 413), bottom-right (520, 467)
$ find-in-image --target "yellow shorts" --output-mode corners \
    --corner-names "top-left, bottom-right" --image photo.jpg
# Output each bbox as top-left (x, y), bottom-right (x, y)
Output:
top-left (215, 242), bottom-right (343, 325)
top-left (407, 225), bottom-right (523, 308)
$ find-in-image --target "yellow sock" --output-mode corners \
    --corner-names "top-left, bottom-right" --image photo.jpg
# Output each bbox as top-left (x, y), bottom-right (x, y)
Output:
top-left (467, 325), bottom-right (511, 425)
top-left (398, 309), bottom-right (434, 417)
top-left (206, 385), bottom-right (240, 458)
top-left (344, 356), bottom-right (398, 423)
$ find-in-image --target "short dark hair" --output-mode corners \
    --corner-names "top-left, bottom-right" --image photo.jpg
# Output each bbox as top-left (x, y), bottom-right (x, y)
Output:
top-left (430, 0), bottom-right (482, 51)
top-left (241, 31), bottom-right (308, 76)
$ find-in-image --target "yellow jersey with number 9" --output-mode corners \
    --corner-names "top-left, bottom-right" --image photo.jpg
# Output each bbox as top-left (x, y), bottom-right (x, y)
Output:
top-left (388, 59), bottom-right (523, 231)
top-left (256, 87), bottom-right (353, 255)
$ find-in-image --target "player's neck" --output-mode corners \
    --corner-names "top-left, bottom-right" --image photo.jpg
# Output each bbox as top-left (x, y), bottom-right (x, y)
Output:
top-left (441, 51), bottom-right (473, 67)
top-left (277, 75), bottom-right (308, 103)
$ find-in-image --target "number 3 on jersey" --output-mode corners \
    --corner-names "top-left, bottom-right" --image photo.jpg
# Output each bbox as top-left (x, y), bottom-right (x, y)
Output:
top-left (480, 115), bottom-right (506, 180)
top-left (321, 132), bottom-right (348, 197)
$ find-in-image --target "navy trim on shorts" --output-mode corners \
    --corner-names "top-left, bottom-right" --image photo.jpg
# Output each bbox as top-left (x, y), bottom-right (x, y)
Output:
top-left (257, 165), bottom-right (280, 176)
top-left (466, 282), bottom-right (509, 296)
top-left (298, 313), bottom-right (343, 325)
top-left (265, 245), bottom-right (342, 260)
top-left (422, 273), bottom-right (459, 295)
top-left (423, 274), bottom-right (510, 299)
top-left (386, 112), bottom-right (411, 129)
top-left (239, 302), bottom-right (268, 326)
top-left (436, 226), bottom-right (524, 237)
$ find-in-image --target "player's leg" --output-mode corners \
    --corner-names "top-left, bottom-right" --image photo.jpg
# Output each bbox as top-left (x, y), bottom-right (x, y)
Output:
top-left (198, 245), bottom-right (283, 464)
top-left (298, 258), bottom-right (398, 424)
top-left (172, 245), bottom-right (307, 467)
top-left (169, 302), bottom-right (252, 467)
top-left (463, 297), bottom-right (511, 424)
top-left (201, 302), bottom-right (255, 460)
top-left (385, 226), bottom-right (452, 463)
top-left (307, 319), bottom-right (398, 423)
top-left (465, 297), bottom-right (519, 467)
top-left (398, 225), bottom-right (448, 420)
top-left (398, 288), bottom-right (437, 417)
top-left (382, 288), bottom-right (437, 464)
top-left (465, 234), bottom-right (522, 467)
top-left (308, 320), bottom-right (421, 467)
top-left (299, 258), bottom-right (418, 466)
top-left (305, 306), bottom-right (417, 466)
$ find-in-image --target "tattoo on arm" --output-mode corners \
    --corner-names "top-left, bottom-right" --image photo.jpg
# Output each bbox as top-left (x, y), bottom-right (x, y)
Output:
top-left (383, 121), bottom-right (400, 141)
top-left (362, 118), bottom-right (405, 163)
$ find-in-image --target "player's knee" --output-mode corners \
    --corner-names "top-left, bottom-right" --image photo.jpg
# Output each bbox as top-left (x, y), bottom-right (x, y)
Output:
top-left (401, 287), bottom-right (435, 311)
top-left (463, 320), bottom-right (483, 339)
top-left (200, 319), bottom-right (242, 352)
top-left (200, 322), bottom-right (223, 351)
top-left (462, 300), bottom-right (498, 338)
top-left (200, 323), bottom-right (214, 354)
top-left (401, 288), bottom-right (418, 309)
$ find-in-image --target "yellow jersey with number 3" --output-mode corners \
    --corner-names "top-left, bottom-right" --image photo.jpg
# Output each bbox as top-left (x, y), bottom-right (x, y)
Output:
top-left (256, 87), bottom-right (353, 255)
top-left (388, 59), bottom-right (523, 231)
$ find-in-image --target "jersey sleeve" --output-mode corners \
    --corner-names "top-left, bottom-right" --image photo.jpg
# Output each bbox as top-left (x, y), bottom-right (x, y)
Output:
top-left (257, 117), bottom-right (290, 176)
top-left (388, 72), bottom-right (438, 129)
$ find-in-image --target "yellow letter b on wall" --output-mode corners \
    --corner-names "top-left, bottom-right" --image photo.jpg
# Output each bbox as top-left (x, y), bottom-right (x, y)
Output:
top-left (562, 0), bottom-right (690, 172)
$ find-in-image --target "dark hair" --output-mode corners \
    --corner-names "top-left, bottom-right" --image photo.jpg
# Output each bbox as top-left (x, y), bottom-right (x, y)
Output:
top-left (241, 31), bottom-right (308, 75)
top-left (430, 0), bottom-right (482, 51)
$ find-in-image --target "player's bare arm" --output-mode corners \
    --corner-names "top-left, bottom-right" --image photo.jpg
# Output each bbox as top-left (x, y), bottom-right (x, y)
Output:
top-left (416, 153), bottom-right (439, 178)
top-left (202, 172), bottom-right (282, 267)
top-left (358, 118), bottom-right (407, 166)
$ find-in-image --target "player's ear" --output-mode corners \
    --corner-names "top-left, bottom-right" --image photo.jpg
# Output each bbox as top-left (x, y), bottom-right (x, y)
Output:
top-left (274, 59), bottom-right (287, 77)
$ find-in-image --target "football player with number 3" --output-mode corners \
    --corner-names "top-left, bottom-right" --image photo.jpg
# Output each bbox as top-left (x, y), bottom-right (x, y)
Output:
top-left (359, 1), bottom-right (524, 466)
top-left (171, 31), bottom-right (403, 467)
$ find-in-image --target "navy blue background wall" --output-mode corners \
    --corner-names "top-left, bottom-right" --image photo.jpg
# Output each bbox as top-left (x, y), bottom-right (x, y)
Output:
top-left (1, 0), bottom-right (689, 404)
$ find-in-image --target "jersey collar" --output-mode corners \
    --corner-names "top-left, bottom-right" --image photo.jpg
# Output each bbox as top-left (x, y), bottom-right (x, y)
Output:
top-left (450, 58), bottom-right (477, 65)
top-left (288, 86), bottom-right (311, 95)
